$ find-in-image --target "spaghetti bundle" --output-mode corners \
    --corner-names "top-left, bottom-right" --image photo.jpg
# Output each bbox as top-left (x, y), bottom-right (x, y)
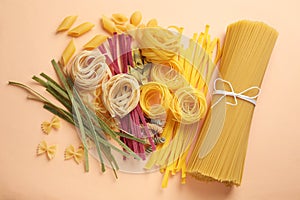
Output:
top-left (187, 20), bottom-right (278, 186)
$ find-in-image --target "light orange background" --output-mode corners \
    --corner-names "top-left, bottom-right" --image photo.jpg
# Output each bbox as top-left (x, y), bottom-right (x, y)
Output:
top-left (0, 0), bottom-right (299, 199)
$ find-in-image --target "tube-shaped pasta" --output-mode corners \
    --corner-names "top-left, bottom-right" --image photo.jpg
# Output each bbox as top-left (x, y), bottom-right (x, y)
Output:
top-left (61, 39), bottom-right (76, 66)
top-left (83, 35), bottom-right (108, 50)
top-left (56, 15), bottom-right (78, 32)
top-left (101, 16), bottom-right (117, 35)
top-left (68, 22), bottom-right (94, 37)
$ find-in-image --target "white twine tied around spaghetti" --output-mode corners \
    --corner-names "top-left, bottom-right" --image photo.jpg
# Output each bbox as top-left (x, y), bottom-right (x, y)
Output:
top-left (211, 78), bottom-right (261, 108)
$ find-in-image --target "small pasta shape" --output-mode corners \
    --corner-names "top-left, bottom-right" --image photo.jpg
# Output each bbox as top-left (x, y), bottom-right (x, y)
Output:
top-left (68, 22), bottom-right (94, 37)
top-left (61, 39), bottom-right (76, 66)
top-left (56, 15), bottom-right (78, 32)
top-left (102, 16), bottom-right (117, 35)
top-left (83, 35), bottom-right (108, 50)
top-left (112, 13), bottom-right (128, 25)
top-left (147, 18), bottom-right (158, 27)
top-left (130, 11), bottom-right (142, 26)
top-left (116, 25), bottom-right (127, 32)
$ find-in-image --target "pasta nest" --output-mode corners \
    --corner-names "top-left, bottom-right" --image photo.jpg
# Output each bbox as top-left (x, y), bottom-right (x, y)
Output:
top-left (170, 86), bottom-right (207, 124)
top-left (102, 73), bottom-right (140, 118)
top-left (69, 50), bottom-right (112, 91)
top-left (134, 27), bottom-right (181, 63)
top-left (140, 82), bottom-right (173, 120)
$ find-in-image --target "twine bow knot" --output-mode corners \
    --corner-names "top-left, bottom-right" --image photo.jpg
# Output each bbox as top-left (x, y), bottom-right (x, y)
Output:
top-left (211, 78), bottom-right (261, 108)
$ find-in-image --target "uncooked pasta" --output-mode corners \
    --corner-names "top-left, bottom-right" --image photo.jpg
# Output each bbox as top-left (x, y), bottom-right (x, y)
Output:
top-left (187, 20), bottom-right (278, 186)
top-left (102, 74), bottom-right (140, 118)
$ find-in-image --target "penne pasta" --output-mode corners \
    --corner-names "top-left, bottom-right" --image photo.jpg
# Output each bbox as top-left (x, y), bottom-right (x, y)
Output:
top-left (83, 35), bottom-right (108, 50)
top-left (56, 15), bottom-right (78, 32)
top-left (61, 39), bottom-right (76, 66)
top-left (68, 22), bottom-right (94, 37)
top-left (101, 16), bottom-right (117, 35)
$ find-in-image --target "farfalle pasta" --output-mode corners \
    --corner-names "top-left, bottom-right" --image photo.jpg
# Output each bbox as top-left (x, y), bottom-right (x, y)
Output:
top-left (65, 145), bottom-right (84, 164)
top-left (37, 140), bottom-right (57, 160)
top-left (41, 115), bottom-right (60, 134)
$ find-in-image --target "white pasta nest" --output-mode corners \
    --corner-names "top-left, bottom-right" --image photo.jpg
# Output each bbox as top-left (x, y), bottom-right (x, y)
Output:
top-left (70, 50), bottom-right (112, 91)
top-left (102, 73), bottom-right (140, 118)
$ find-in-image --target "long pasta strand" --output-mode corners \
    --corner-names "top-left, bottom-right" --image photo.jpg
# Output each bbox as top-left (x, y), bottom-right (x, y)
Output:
top-left (186, 20), bottom-right (278, 186)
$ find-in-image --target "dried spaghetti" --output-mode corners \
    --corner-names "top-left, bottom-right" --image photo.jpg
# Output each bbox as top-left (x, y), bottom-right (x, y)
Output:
top-left (187, 20), bottom-right (278, 186)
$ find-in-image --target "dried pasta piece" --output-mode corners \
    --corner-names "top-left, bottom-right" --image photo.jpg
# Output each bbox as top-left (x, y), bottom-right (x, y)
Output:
top-left (61, 39), bottom-right (76, 66)
top-left (101, 16), bottom-right (117, 35)
top-left (147, 19), bottom-right (158, 27)
top-left (170, 86), bottom-right (207, 124)
top-left (41, 115), bottom-right (60, 134)
top-left (126, 23), bottom-right (136, 31)
top-left (64, 145), bottom-right (84, 164)
top-left (150, 63), bottom-right (187, 91)
top-left (83, 35), bottom-right (108, 50)
top-left (69, 50), bottom-right (112, 91)
top-left (130, 11), bottom-right (142, 26)
top-left (102, 74), bottom-right (140, 118)
top-left (116, 25), bottom-right (127, 32)
top-left (140, 82), bottom-right (173, 120)
top-left (56, 15), bottom-right (78, 32)
top-left (37, 140), bottom-right (57, 160)
top-left (112, 13), bottom-right (128, 25)
top-left (68, 22), bottom-right (95, 37)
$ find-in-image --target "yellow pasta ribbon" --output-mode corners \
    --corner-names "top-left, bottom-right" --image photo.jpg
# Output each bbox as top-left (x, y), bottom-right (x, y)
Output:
top-left (134, 27), bottom-right (181, 63)
top-left (61, 39), bottom-right (76, 66)
top-left (65, 145), bottom-right (84, 164)
top-left (144, 25), bottom-right (220, 188)
top-left (140, 82), bottom-right (173, 120)
top-left (68, 22), bottom-right (95, 37)
top-left (170, 86), bottom-right (207, 124)
top-left (37, 140), bottom-right (57, 160)
top-left (56, 15), bottom-right (78, 32)
top-left (41, 115), bottom-right (60, 134)
top-left (83, 35), bottom-right (108, 50)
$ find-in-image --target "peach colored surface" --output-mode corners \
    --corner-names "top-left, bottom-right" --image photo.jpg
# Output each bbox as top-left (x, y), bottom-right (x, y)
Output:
top-left (0, 0), bottom-right (299, 199)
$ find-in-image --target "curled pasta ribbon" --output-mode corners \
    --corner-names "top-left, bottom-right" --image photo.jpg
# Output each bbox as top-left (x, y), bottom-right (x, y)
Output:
top-left (64, 145), bottom-right (84, 164)
top-left (134, 27), bottom-right (181, 63)
top-left (150, 63), bottom-right (187, 91)
top-left (140, 82), bottom-right (173, 120)
top-left (69, 50), bottom-right (112, 91)
top-left (170, 86), bottom-right (207, 124)
top-left (102, 74), bottom-right (140, 118)
top-left (37, 140), bottom-right (57, 160)
top-left (41, 116), bottom-right (60, 134)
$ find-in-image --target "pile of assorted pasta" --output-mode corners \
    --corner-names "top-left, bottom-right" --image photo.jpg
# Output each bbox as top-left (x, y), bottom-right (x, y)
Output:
top-left (9, 11), bottom-right (278, 188)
